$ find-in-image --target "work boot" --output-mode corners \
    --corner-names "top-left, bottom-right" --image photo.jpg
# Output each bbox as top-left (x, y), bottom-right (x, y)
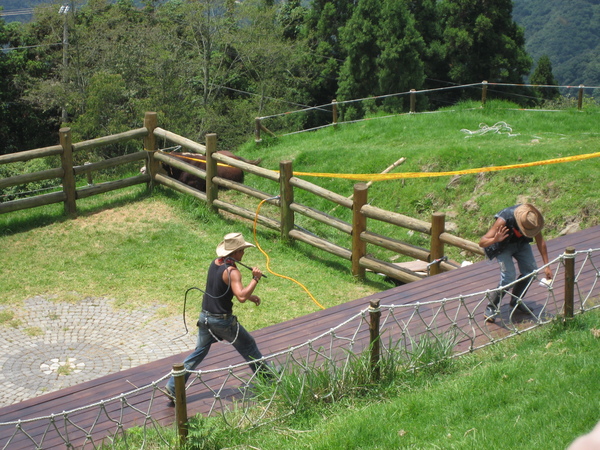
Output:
top-left (509, 276), bottom-right (532, 314)
top-left (484, 305), bottom-right (498, 323)
top-left (483, 290), bottom-right (502, 323)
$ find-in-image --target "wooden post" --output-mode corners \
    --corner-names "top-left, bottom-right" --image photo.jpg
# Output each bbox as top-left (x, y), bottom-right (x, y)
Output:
top-left (481, 81), bottom-right (488, 106)
top-left (369, 299), bottom-right (381, 381)
top-left (143, 112), bottom-right (158, 190)
top-left (352, 183), bottom-right (368, 280)
top-left (205, 133), bottom-right (218, 213)
top-left (429, 213), bottom-right (445, 276)
top-left (280, 160), bottom-right (294, 241)
top-left (564, 247), bottom-right (575, 320)
top-left (84, 162), bottom-right (93, 185)
top-left (173, 363), bottom-right (188, 445)
top-left (332, 99), bottom-right (338, 128)
top-left (577, 85), bottom-right (584, 110)
top-left (59, 127), bottom-right (76, 218)
top-left (410, 89), bottom-right (416, 113)
top-left (255, 118), bottom-right (262, 144)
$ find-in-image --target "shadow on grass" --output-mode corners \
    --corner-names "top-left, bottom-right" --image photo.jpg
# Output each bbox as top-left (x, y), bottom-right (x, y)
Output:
top-left (0, 186), bottom-right (152, 237)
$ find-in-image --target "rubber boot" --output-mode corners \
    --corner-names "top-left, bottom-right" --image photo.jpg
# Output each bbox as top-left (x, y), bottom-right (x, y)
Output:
top-left (484, 290), bottom-right (503, 323)
top-left (510, 275), bottom-right (532, 313)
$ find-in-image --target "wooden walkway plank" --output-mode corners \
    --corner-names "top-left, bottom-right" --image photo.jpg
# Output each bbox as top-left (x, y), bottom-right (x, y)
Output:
top-left (0, 226), bottom-right (598, 449)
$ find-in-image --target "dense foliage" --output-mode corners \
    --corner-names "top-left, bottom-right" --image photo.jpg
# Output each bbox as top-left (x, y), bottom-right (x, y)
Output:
top-left (1, 0), bottom-right (538, 155)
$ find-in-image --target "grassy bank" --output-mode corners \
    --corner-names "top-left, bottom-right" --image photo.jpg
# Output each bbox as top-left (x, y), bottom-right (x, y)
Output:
top-left (0, 186), bottom-right (388, 331)
top-left (241, 100), bottom-right (600, 263)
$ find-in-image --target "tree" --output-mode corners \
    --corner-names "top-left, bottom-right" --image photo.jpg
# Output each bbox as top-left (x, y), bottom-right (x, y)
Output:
top-left (336, 0), bottom-right (425, 118)
top-left (530, 54), bottom-right (560, 102)
top-left (439, 0), bottom-right (532, 85)
top-left (300, 0), bottom-right (356, 107)
top-left (0, 15), bottom-right (59, 154)
top-left (406, 0), bottom-right (446, 87)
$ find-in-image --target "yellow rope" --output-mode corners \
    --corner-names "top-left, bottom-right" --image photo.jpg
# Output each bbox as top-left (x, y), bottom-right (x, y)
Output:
top-left (252, 198), bottom-right (326, 310)
top-left (161, 148), bottom-right (600, 181)
top-left (287, 150), bottom-right (600, 181)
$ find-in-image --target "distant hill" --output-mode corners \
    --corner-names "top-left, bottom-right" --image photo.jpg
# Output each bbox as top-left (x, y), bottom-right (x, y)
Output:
top-left (513, 0), bottom-right (600, 87)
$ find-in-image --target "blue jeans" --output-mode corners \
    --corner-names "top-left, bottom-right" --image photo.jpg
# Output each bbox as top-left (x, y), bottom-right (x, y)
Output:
top-left (496, 240), bottom-right (538, 288)
top-left (166, 312), bottom-right (263, 393)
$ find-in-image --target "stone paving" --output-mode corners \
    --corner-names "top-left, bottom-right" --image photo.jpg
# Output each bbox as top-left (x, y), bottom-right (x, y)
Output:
top-left (0, 295), bottom-right (196, 408)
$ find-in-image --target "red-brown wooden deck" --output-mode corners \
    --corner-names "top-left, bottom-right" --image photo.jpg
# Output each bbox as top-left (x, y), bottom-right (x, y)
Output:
top-left (1, 225), bottom-right (598, 449)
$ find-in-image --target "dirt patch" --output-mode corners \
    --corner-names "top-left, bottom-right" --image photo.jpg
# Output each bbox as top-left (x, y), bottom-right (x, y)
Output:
top-left (73, 201), bottom-right (182, 232)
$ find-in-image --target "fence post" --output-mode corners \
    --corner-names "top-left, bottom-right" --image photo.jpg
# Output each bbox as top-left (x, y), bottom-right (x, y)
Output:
top-left (84, 162), bottom-right (93, 185)
top-left (332, 99), bottom-right (338, 128)
top-left (429, 213), bottom-right (445, 276)
top-left (577, 85), bottom-right (584, 110)
top-left (205, 133), bottom-right (218, 213)
top-left (255, 118), bottom-right (262, 144)
top-left (280, 160), bottom-right (294, 241)
top-left (481, 80), bottom-right (488, 106)
top-left (173, 363), bottom-right (188, 445)
top-left (143, 112), bottom-right (158, 190)
top-left (369, 299), bottom-right (381, 381)
top-left (410, 89), bottom-right (416, 113)
top-left (352, 183), bottom-right (368, 280)
top-left (564, 246), bottom-right (575, 320)
top-left (59, 127), bottom-right (76, 218)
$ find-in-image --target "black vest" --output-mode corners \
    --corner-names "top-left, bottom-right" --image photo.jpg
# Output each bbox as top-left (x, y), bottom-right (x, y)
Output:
top-left (202, 259), bottom-right (235, 314)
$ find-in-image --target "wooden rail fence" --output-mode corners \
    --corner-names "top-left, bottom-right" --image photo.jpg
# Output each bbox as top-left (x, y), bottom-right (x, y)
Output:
top-left (0, 112), bottom-right (484, 284)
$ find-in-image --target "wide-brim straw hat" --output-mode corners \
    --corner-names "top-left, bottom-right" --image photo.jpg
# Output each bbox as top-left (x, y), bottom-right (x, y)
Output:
top-left (514, 204), bottom-right (544, 238)
top-left (216, 232), bottom-right (255, 257)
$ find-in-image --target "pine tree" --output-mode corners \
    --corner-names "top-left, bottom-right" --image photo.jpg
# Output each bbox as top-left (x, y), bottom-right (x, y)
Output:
top-left (336, 0), bottom-right (425, 118)
top-left (301, 0), bottom-right (357, 107)
top-left (439, 0), bottom-right (531, 84)
top-left (530, 55), bottom-right (560, 101)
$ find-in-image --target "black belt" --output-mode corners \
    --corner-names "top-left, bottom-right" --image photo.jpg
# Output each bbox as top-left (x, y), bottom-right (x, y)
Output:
top-left (202, 310), bottom-right (232, 319)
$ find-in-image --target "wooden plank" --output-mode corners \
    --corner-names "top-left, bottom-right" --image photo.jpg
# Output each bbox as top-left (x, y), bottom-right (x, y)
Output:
top-left (0, 145), bottom-right (62, 164)
top-left (72, 128), bottom-right (148, 153)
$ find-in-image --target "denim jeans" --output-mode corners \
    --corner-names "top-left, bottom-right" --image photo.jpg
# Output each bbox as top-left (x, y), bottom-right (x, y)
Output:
top-left (166, 312), bottom-right (263, 393)
top-left (496, 240), bottom-right (538, 288)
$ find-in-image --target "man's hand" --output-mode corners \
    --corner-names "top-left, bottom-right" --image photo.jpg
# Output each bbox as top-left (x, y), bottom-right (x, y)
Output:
top-left (251, 267), bottom-right (263, 280)
top-left (493, 225), bottom-right (510, 243)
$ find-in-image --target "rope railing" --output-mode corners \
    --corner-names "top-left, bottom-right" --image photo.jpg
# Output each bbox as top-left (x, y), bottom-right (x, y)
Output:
top-left (1, 247), bottom-right (599, 448)
top-left (254, 81), bottom-right (600, 141)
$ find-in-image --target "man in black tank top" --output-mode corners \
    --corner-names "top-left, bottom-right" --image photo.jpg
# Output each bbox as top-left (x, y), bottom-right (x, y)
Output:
top-left (164, 232), bottom-right (269, 401)
top-left (479, 204), bottom-right (552, 323)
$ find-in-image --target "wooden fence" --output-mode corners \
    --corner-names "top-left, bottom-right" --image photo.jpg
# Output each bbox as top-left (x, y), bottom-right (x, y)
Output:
top-left (0, 112), bottom-right (484, 283)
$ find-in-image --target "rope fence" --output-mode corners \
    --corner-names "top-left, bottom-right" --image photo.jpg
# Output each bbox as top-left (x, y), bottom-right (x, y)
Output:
top-left (254, 81), bottom-right (600, 141)
top-left (1, 247), bottom-right (599, 448)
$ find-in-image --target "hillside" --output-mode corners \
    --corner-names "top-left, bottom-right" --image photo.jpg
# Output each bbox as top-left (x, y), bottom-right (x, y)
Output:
top-left (513, 0), bottom-right (600, 87)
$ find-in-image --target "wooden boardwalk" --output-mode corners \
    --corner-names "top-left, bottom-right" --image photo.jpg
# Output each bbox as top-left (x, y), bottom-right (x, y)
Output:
top-left (0, 225), bottom-right (599, 449)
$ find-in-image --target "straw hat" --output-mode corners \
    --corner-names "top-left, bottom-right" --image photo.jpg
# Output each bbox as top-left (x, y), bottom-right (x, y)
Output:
top-left (216, 232), bottom-right (255, 257)
top-left (514, 204), bottom-right (544, 238)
